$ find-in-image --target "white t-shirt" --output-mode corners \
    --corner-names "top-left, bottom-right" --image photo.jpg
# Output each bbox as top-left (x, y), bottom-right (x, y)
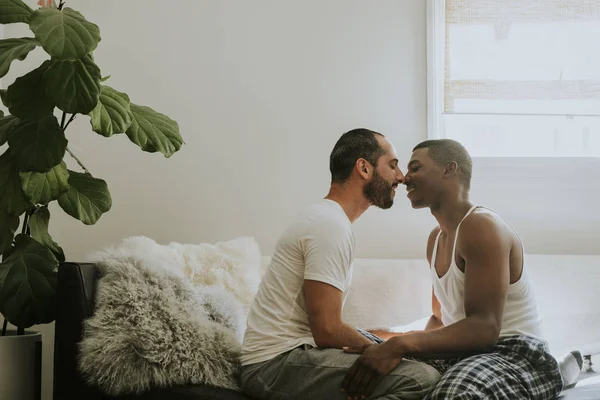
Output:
top-left (241, 199), bottom-right (355, 366)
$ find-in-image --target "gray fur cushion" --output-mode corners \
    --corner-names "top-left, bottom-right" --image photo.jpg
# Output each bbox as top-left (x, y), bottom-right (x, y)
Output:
top-left (78, 240), bottom-right (251, 395)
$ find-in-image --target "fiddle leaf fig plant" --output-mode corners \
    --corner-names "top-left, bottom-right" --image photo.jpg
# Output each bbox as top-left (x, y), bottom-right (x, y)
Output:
top-left (0, 0), bottom-right (184, 334)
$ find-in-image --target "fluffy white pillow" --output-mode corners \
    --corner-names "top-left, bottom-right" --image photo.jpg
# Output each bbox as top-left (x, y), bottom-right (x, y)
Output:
top-left (79, 236), bottom-right (262, 395)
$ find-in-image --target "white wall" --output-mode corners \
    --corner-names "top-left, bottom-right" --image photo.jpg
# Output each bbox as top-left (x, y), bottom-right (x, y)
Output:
top-left (2, 1), bottom-right (599, 399)
top-left (4, 1), bottom-right (599, 263)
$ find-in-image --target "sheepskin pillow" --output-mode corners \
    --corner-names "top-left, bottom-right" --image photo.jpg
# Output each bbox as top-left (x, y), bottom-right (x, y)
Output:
top-left (78, 236), bottom-right (261, 395)
top-left (166, 236), bottom-right (262, 314)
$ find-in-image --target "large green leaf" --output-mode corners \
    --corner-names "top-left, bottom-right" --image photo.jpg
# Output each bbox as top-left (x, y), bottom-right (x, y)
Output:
top-left (0, 234), bottom-right (57, 328)
top-left (0, 210), bottom-right (19, 255)
top-left (89, 85), bottom-right (132, 137)
top-left (20, 161), bottom-right (69, 204)
top-left (126, 104), bottom-right (183, 157)
top-left (5, 61), bottom-right (54, 120)
top-left (0, 0), bottom-right (33, 24)
top-left (0, 115), bottom-right (19, 146)
top-left (8, 116), bottom-right (67, 173)
top-left (0, 151), bottom-right (32, 215)
top-left (44, 56), bottom-right (101, 114)
top-left (29, 7), bottom-right (100, 60)
top-left (58, 170), bottom-right (111, 225)
top-left (29, 206), bottom-right (64, 262)
top-left (0, 38), bottom-right (38, 79)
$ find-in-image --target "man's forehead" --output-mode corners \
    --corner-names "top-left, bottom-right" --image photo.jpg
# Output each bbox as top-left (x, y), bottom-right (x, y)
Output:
top-left (409, 147), bottom-right (430, 163)
top-left (378, 136), bottom-right (399, 158)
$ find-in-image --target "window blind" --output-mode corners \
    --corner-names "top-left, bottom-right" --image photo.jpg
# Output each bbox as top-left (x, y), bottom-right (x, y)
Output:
top-left (444, 0), bottom-right (600, 117)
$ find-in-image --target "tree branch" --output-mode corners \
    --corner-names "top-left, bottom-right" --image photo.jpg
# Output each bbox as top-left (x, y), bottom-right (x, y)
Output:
top-left (66, 147), bottom-right (91, 175)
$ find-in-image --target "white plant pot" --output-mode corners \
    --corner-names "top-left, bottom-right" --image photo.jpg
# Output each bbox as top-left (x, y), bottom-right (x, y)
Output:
top-left (0, 330), bottom-right (42, 400)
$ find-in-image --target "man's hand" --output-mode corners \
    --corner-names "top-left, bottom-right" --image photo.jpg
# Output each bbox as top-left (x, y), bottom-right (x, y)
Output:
top-left (340, 342), bottom-right (404, 399)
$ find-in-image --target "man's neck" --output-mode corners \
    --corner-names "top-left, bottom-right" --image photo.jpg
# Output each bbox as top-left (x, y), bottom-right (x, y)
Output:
top-left (430, 194), bottom-right (474, 234)
top-left (325, 184), bottom-right (371, 223)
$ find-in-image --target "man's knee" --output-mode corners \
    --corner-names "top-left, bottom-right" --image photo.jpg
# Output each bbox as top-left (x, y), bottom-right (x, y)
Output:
top-left (419, 367), bottom-right (441, 393)
top-left (406, 361), bottom-right (440, 393)
top-left (386, 360), bottom-right (441, 394)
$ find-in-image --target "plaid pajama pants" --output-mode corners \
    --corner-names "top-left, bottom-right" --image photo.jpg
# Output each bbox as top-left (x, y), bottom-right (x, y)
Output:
top-left (358, 331), bottom-right (564, 399)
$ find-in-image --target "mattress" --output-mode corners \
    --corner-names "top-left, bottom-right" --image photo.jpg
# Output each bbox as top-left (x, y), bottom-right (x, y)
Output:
top-left (558, 384), bottom-right (600, 399)
top-left (559, 373), bottom-right (600, 400)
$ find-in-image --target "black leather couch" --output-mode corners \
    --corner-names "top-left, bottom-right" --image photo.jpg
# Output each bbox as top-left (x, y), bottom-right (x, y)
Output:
top-left (53, 262), bottom-right (253, 400)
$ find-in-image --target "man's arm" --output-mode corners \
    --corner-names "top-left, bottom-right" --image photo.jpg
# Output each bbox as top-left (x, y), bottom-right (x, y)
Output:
top-left (388, 214), bottom-right (510, 356)
top-left (341, 216), bottom-right (511, 398)
top-left (304, 280), bottom-right (373, 348)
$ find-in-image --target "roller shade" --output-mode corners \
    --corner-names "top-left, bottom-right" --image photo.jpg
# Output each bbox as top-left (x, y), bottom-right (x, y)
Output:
top-left (444, 0), bottom-right (600, 117)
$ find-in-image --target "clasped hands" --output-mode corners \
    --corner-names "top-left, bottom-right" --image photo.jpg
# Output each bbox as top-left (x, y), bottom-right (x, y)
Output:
top-left (340, 339), bottom-right (404, 400)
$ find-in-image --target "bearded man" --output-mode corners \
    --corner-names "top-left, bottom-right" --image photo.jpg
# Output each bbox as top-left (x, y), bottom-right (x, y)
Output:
top-left (240, 128), bottom-right (440, 400)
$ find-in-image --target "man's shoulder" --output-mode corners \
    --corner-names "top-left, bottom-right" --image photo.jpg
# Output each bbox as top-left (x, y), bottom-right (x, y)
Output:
top-left (283, 200), bottom-right (352, 240)
top-left (463, 207), bottom-right (506, 231)
top-left (300, 200), bottom-right (350, 227)
top-left (459, 207), bottom-right (514, 247)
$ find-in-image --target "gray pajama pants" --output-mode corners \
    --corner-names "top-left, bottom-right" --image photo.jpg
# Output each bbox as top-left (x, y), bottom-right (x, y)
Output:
top-left (239, 344), bottom-right (441, 400)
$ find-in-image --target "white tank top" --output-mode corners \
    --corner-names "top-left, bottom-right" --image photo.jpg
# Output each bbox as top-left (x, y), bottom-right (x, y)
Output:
top-left (430, 205), bottom-right (544, 340)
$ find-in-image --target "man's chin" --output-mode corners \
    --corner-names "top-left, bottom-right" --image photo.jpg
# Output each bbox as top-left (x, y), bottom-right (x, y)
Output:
top-left (372, 198), bottom-right (394, 210)
top-left (374, 202), bottom-right (393, 210)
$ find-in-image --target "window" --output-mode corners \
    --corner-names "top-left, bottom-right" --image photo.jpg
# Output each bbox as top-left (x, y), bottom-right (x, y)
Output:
top-left (427, 0), bottom-right (600, 157)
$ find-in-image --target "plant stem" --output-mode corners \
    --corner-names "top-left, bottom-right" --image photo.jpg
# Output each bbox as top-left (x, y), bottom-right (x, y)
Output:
top-left (17, 326), bottom-right (24, 335)
top-left (21, 210), bottom-right (31, 235)
top-left (66, 147), bottom-right (91, 175)
top-left (1, 319), bottom-right (7, 336)
top-left (60, 113), bottom-right (91, 174)
top-left (58, 1), bottom-right (65, 10)
top-left (64, 114), bottom-right (76, 131)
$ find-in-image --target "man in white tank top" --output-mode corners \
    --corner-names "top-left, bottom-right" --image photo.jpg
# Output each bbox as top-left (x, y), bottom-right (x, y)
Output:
top-left (240, 130), bottom-right (441, 399)
top-left (341, 139), bottom-right (564, 399)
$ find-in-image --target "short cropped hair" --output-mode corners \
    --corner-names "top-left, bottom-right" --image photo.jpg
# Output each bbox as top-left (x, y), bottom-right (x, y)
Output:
top-left (413, 139), bottom-right (472, 190)
top-left (330, 128), bottom-right (385, 184)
